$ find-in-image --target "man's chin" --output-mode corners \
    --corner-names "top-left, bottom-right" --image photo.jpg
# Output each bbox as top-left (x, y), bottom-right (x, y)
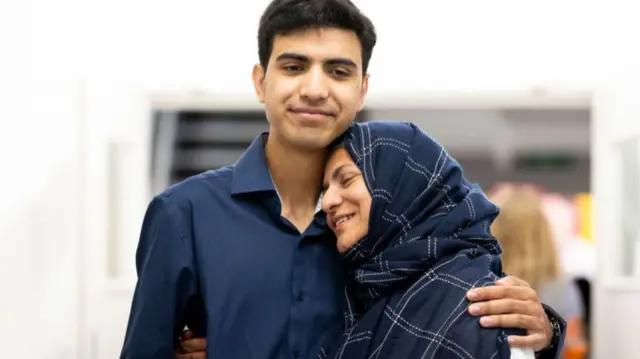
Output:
top-left (287, 130), bottom-right (338, 151)
top-left (293, 138), bottom-right (334, 152)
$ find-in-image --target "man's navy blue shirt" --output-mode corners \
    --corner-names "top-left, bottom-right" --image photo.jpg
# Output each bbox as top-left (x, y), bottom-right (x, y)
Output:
top-left (120, 134), bottom-right (345, 359)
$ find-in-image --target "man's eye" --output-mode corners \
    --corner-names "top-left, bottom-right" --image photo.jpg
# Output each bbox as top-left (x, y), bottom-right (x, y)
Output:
top-left (283, 64), bottom-right (303, 72)
top-left (331, 68), bottom-right (350, 77)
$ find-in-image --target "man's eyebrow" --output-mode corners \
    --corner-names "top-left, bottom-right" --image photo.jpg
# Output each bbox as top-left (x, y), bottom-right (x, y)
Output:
top-left (274, 52), bottom-right (309, 63)
top-left (325, 58), bottom-right (357, 69)
top-left (275, 52), bottom-right (358, 69)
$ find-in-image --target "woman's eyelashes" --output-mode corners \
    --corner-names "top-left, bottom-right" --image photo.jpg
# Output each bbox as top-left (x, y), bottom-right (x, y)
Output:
top-left (341, 175), bottom-right (356, 187)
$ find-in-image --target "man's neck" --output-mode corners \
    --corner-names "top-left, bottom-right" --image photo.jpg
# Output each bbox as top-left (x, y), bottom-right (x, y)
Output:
top-left (265, 134), bottom-right (326, 231)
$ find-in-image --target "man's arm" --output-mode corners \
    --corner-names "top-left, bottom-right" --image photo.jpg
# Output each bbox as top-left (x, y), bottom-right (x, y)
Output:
top-left (120, 197), bottom-right (198, 359)
top-left (465, 276), bottom-right (566, 359)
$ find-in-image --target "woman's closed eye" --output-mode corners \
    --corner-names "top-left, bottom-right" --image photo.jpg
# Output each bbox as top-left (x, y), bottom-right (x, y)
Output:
top-left (340, 175), bottom-right (357, 187)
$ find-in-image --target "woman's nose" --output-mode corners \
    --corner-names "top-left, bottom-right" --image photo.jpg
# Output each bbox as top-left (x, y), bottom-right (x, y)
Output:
top-left (321, 187), bottom-right (342, 213)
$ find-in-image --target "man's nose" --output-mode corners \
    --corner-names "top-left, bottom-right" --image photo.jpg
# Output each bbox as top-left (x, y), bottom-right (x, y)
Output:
top-left (300, 67), bottom-right (329, 102)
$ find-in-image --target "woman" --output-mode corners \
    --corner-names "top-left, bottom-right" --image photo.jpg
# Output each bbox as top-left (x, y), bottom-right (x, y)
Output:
top-left (490, 186), bottom-right (588, 359)
top-left (316, 121), bottom-right (534, 359)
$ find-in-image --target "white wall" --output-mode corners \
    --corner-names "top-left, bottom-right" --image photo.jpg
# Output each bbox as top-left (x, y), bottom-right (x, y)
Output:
top-left (592, 82), bottom-right (640, 359)
top-left (7, 0), bottom-right (640, 358)
top-left (1, 4), bottom-right (82, 358)
top-left (1, 47), bottom-right (83, 359)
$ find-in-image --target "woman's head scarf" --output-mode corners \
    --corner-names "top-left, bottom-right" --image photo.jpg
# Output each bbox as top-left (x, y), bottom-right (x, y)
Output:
top-left (319, 121), bottom-right (521, 359)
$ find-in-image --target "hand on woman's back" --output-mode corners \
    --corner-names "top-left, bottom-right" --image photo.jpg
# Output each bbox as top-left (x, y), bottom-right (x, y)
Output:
top-left (175, 331), bottom-right (206, 359)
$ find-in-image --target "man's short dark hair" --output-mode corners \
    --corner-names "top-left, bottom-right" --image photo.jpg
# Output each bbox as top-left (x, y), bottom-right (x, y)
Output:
top-left (258, 0), bottom-right (377, 74)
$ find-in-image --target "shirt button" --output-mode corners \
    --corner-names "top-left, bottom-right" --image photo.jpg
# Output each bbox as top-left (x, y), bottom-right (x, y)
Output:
top-left (297, 292), bottom-right (305, 301)
top-left (293, 349), bottom-right (301, 358)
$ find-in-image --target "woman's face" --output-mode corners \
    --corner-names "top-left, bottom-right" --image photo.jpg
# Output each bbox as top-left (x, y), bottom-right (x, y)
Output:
top-left (321, 148), bottom-right (372, 253)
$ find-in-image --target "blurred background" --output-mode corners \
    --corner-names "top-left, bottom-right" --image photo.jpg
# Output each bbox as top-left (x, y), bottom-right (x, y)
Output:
top-left (3, 0), bottom-right (640, 358)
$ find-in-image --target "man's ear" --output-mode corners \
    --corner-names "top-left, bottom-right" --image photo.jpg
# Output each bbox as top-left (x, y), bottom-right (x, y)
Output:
top-left (252, 64), bottom-right (266, 104)
top-left (358, 73), bottom-right (370, 111)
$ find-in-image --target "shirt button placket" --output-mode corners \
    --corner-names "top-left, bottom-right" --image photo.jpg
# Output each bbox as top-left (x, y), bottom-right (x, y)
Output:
top-left (290, 234), bottom-right (307, 359)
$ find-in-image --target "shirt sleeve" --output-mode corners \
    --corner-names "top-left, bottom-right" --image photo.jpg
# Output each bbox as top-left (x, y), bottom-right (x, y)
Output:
top-left (510, 347), bottom-right (536, 359)
top-left (120, 196), bottom-right (199, 359)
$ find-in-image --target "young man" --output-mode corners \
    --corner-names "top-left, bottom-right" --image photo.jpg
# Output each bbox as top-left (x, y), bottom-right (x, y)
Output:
top-left (120, 0), bottom-right (565, 358)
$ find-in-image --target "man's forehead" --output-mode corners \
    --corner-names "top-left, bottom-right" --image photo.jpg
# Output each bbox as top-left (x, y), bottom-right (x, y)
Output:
top-left (271, 28), bottom-right (362, 63)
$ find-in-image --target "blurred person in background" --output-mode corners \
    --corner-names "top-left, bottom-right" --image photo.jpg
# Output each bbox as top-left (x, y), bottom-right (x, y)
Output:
top-left (490, 185), bottom-right (588, 359)
top-left (119, 0), bottom-right (566, 358)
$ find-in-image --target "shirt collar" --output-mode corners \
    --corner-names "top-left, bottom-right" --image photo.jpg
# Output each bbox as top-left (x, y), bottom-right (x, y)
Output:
top-left (231, 133), bottom-right (275, 195)
top-left (231, 133), bottom-right (324, 214)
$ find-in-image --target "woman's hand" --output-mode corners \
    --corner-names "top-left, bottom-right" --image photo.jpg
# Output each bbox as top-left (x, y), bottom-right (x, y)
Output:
top-left (465, 276), bottom-right (553, 352)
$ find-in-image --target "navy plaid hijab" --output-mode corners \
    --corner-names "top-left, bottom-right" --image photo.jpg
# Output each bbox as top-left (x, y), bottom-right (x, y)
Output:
top-left (318, 121), bottom-right (523, 359)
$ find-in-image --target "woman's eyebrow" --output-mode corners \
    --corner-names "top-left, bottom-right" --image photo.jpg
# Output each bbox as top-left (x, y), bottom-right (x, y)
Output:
top-left (323, 164), bottom-right (358, 189)
top-left (331, 164), bottom-right (349, 181)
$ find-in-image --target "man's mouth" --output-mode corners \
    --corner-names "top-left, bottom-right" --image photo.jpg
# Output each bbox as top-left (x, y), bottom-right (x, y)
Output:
top-left (289, 106), bottom-right (334, 118)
